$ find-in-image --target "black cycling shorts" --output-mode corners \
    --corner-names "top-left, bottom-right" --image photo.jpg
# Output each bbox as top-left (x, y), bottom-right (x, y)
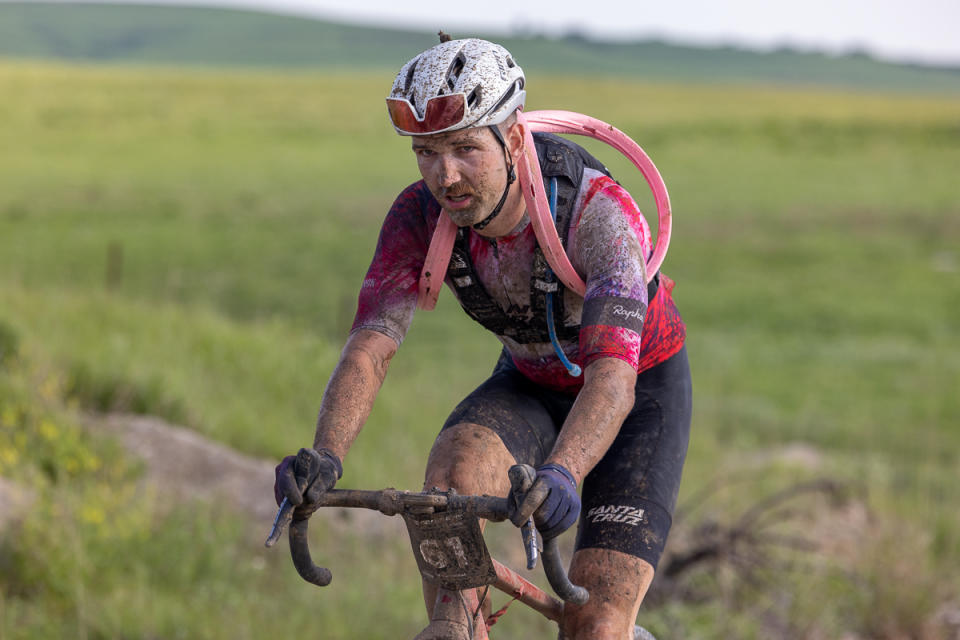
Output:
top-left (441, 346), bottom-right (692, 570)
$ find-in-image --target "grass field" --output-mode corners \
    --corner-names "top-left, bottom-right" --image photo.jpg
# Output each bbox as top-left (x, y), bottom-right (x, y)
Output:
top-left (1, 58), bottom-right (959, 639)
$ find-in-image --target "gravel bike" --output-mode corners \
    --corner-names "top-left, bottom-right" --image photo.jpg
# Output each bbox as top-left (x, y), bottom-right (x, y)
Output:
top-left (266, 460), bottom-right (657, 639)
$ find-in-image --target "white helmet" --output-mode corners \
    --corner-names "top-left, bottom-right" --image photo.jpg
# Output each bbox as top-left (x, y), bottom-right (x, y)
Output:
top-left (387, 38), bottom-right (526, 136)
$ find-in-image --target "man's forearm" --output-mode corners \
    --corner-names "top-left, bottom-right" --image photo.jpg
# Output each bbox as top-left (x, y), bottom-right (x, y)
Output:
top-left (546, 357), bottom-right (636, 484)
top-left (311, 329), bottom-right (397, 461)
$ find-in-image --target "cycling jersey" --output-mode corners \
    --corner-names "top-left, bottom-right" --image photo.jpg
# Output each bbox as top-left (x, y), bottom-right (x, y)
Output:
top-left (352, 167), bottom-right (686, 393)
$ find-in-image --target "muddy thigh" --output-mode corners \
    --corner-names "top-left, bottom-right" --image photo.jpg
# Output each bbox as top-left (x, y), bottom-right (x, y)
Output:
top-left (439, 353), bottom-right (564, 467)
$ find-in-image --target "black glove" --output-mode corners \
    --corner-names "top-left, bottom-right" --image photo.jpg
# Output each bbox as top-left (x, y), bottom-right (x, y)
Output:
top-left (274, 447), bottom-right (342, 508)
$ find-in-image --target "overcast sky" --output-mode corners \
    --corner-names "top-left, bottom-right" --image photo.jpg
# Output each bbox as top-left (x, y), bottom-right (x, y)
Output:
top-left (46, 0), bottom-right (960, 65)
top-left (201, 0), bottom-right (960, 66)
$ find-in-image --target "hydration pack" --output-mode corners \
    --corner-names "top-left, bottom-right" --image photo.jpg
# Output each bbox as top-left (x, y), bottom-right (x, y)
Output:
top-left (446, 132), bottom-right (658, 344)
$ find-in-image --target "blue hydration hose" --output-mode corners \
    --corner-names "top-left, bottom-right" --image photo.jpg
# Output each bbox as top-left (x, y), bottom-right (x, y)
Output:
top-left (546, 177), bottom-right (582, 378)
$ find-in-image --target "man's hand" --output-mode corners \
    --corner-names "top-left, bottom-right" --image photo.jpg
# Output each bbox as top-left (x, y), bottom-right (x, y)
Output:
top-left (274, 447), bottom-right (343, 508)
top-left (513, 462), bottom-right (581, 540)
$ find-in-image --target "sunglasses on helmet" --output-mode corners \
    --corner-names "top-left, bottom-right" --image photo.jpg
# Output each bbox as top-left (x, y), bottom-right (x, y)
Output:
top-left (386, 93), bottom-right (469, 136)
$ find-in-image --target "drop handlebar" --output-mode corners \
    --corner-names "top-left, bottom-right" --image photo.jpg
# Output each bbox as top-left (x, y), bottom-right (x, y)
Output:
top-left (266, 487), bottom-right (589, 605)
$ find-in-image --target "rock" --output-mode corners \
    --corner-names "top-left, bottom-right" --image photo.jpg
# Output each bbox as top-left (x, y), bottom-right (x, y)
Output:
top-left (0, 476), bottom-right (34, 530)
top-left (88, 413), bottom-right (403, 539)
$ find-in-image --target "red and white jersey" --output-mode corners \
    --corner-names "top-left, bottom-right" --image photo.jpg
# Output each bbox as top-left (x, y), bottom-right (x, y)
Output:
top-left (352, 168), bottom-right (686, 393)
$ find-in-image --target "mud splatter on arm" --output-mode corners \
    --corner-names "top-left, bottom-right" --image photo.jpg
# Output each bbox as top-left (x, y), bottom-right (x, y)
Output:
top-left (546, 356), bottom-right (636, 483)
top-left (312, 183), bottom-right (433, 459)
top-left (546, 175), bottom-right (651, 480)
top-left (312, 329), bottom-right (398, 460)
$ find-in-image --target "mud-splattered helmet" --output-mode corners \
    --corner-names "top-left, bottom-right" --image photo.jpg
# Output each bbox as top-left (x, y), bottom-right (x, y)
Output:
top-left (386, 38), bottom-right (526, 136)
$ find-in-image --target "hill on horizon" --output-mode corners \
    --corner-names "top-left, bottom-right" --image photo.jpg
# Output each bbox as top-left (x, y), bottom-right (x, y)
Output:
top-left (1, 1), bottom-right (959, 93)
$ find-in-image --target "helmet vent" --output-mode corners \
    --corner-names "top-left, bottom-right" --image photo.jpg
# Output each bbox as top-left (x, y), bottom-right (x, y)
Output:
top-left (489, 82), bottom-right (517, 115)
top-left (446, 51), bottom-right (466, 91)
top-left (403, 59), bottom-right (419, 94)
top-left (466, 86), bottom-right (482, 109)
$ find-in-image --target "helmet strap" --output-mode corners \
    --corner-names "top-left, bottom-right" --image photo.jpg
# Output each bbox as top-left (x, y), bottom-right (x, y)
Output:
top-left (472, 125), bottom-right (516, 231)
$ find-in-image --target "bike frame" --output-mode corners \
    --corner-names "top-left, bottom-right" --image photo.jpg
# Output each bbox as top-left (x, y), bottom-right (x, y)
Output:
top-left (286, 489), bottom-right (571, 631)
top-left (267, 477), bottom-right (656, 639)
top-left (268, 486), bottom-right (577, 638)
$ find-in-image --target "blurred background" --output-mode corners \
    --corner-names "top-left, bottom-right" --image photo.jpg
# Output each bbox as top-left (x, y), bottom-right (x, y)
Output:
top-left (0, 1), bottom-right (958, 638)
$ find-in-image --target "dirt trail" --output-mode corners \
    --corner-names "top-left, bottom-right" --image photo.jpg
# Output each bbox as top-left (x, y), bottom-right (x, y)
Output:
top-left (0, 476), bottom-right (34, 530)
top-left (92, 413), bottom-right (403, 538)
top-left (95, 413), bottom-right (279, 522)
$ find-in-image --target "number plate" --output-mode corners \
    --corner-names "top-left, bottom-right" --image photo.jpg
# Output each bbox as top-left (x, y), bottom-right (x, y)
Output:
top-left (403, 510), bottom-right (497, 590)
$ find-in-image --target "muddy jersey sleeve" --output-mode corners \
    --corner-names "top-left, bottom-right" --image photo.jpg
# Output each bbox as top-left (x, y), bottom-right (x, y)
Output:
top-left (350, 182), bottom-right (435, 345)
top-left (570, 175), bottom-right (653, 371)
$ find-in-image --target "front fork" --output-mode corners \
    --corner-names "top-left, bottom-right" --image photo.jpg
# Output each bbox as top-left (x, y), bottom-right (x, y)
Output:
top-left (414, 586), bottom-right (489, 640)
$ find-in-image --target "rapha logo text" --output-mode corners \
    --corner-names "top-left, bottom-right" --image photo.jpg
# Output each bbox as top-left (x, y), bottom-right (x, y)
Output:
top-left (586, 505), bottom-right (645, 526)
top-left (612, 305), bottom-right (644, 322)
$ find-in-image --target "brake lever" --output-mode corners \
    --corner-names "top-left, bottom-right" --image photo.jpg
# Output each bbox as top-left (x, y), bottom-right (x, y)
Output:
top-left (508, 463), bottom-right (589, 605)
top-left (264, 448), bottom-right (321, 547)
top-left (521, 516), bottom-right (539, 570)
top-left (265, 497), bottom-right (294, 548)
top-left (509, 464), bottom-right (542, 569)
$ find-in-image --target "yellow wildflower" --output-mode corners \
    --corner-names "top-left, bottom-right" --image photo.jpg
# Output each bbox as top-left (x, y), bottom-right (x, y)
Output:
top-left (80, 504), bottom-right (106, 526)
top-left (38, 419), bottom-right (59, 441)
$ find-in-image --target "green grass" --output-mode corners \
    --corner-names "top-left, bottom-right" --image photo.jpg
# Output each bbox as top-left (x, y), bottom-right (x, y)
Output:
top-left (1, 59), bottom-right (959, 638)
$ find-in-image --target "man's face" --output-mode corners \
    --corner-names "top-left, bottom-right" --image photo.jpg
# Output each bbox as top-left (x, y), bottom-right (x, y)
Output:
top-left (412, 126), bottom-right (509, 228)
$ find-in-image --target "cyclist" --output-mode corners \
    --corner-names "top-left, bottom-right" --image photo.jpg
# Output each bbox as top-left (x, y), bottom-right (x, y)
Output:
top-left (275, 37), bottom-right (691, 640)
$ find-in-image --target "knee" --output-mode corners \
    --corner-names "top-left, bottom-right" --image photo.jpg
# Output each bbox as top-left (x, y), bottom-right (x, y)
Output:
top-left (423, 423), bottom-right (513, 495)
top-left (423, 455), bottom-right (480, 493)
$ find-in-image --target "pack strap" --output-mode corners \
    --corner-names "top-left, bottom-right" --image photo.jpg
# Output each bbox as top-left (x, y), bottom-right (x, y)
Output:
top-left (516, 111), bottom-right (586, 297)
top-left (417, 109), bottom-right (672, 311)
top-left (418, 212), bottom-right (458, 310)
